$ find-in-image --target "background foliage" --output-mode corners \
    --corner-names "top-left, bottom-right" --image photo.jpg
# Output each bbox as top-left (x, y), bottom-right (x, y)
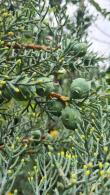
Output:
top-left (0, 0), bottom-right (110, 194)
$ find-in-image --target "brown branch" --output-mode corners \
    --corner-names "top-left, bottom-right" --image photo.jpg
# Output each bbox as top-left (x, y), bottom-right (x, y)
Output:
top-left (0, 144), bottom-right (4, 150)
top-left (5, 42), bottom-right (61, 51)
top-left (49, 92), bottom-right (70, 104)
top-left (0, 135), bottom-right (46, 152)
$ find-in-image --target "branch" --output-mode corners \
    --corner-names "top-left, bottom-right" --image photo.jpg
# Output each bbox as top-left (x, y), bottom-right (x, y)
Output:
top-left (94, 23), bottom-right (110, 38)
top-left (90, 0), bottom-right (106, 16)
top-left (5, 42), bottom-right (61, 51)
top-left (49, 92), bottom-right (70, 104)
top-left (91, 37), bottom-right (110, 45)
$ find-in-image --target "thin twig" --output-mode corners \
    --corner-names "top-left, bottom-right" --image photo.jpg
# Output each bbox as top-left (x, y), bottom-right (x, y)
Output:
top-left (4, 42), bottom-right (61, 51)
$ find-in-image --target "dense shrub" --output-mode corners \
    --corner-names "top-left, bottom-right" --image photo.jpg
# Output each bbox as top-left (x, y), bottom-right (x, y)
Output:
top-left (0, 0), bottom-right (110, 194)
